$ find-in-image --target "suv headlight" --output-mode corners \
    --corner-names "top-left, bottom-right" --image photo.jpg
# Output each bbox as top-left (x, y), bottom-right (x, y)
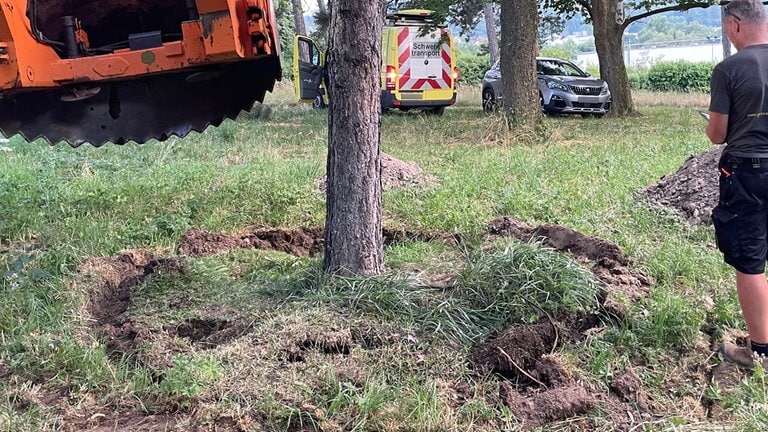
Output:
top-left (546, 80), bottom-right (570, 92)
top-left (601, 83), bottom-right (609, 94)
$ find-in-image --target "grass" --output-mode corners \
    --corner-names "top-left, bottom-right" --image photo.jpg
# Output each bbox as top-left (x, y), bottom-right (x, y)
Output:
top-left (0, 81), bottom-right (761, 430)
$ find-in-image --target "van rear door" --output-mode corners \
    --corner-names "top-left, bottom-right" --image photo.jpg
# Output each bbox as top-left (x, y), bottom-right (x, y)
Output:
top-left (397, 27), bottom-right (452, 92)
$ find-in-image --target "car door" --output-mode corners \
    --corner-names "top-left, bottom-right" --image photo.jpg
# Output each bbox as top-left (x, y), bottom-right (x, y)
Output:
top-left (292, 36), bottom-right (325, 103)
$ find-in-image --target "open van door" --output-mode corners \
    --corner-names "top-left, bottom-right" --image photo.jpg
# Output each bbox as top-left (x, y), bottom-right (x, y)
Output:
top-left (293, 35), bottom-right (327, 107)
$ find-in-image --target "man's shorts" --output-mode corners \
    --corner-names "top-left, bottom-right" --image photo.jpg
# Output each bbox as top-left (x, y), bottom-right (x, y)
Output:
top-left (713, 154), bottom-right (768, 275)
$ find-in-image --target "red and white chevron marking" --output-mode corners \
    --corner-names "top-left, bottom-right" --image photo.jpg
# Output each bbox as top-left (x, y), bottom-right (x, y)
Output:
top-left (396, 27), bottom-right (453, 91)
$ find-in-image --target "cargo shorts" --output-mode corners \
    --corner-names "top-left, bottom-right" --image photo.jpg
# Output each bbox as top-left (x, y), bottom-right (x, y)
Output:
top-left (712, 154), bottom-right (768, 275)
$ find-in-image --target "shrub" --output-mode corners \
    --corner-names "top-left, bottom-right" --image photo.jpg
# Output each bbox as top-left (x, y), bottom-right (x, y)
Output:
top-left (627, 66), bottom-right (651, 90)
top-left (645, 61), bottom-right (714, 92)
top-left (455, 49), bottom-right (491, 85)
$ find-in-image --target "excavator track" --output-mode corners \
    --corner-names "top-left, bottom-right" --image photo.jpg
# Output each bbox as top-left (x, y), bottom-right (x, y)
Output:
top-left (0, 58), bottom-right (278, 147)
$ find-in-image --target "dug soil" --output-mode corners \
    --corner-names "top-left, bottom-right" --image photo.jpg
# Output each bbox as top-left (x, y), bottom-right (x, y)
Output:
top-left (15, 153), bottom-right (744, 430)
top-left (644, 145), bottom-right (722, 225)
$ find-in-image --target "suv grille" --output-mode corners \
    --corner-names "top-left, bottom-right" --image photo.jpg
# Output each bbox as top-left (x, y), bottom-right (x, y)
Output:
top-left (573, 102), bottom-right (604, 109)
top-left (570, 85), bottom-right (602, 96)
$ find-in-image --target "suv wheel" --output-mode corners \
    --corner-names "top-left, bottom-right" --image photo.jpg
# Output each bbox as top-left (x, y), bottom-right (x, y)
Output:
top-left (482, 88), bottom-right (497, 113)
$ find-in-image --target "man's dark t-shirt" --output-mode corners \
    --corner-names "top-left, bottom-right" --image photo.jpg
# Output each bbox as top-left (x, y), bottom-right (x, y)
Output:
top-left (710, 44), bottom-right (768, 157)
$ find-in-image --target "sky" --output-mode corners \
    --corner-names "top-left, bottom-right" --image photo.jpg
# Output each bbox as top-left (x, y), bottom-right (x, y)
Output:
top-left (303, 0), bottom-right (318, 13)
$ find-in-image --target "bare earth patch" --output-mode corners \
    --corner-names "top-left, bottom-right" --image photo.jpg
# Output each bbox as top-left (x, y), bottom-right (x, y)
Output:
top-left (177, 226), bottom-right (324, 257)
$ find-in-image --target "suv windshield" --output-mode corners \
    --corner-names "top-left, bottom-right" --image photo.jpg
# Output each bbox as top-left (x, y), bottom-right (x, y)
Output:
top-left (537, 59), bottom-right (586, 77)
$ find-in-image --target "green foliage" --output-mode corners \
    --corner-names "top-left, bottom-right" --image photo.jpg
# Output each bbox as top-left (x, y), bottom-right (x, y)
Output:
top-left (585, 64), bottom-right (601, 78)
top-left (627, 65), bottom-right (651, 90)
top-left (631, 15), bottom-right (720, 43)
top-left (543, 0), bottom-right (722, 25)
top-left (645, 61), bottom-right (714, 92)
top-left (634, 15), bottom-right (718, 43)
top-left (275, 0), bottom-right (295, 79)
top-left (455, 45), bottom-right (491, 85)
top-left (539, 45), bottom-right (576, 61)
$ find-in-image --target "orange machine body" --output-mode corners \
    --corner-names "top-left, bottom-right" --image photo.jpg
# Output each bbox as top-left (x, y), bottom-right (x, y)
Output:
top-left (0, 0), bottom-right (279, 91)
top-left (0, 0), bottom-right (282, 145)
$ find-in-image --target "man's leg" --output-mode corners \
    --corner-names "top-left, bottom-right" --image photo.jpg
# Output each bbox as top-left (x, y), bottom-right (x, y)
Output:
top-left (737, 270), bottom-right (768, 344)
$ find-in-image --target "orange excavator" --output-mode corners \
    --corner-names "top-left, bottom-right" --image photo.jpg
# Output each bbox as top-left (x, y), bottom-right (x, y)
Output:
top-left (0, 0), bottom-right (281, 146)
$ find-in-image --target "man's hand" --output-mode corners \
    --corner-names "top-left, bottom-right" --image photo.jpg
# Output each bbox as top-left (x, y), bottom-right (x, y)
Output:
top-left (706, 111), bottom-right (729, 144)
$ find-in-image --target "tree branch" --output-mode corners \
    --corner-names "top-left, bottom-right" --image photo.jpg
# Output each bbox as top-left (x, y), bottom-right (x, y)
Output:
top-left (625, 1), bottom-right (768, 28)
top-left (625, 2), bottom-right (712, 26)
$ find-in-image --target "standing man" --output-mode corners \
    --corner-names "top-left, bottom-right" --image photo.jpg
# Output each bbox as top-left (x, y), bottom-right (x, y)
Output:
top-left (707, 0), bottom-right (768, 368)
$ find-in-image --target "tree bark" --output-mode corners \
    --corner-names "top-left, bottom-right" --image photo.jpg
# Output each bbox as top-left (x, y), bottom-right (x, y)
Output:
top-left (500, 0), bottom-right (540, 129)
top-left (591, 0), bottom-right (636, 117)
top-left (317, 0), bottom-right (327, 14)
top-left (291, 0), bottom-right (307, 36)
top-left (323, 0), bottom-right (384, 276)
top-left (483, 2), bottom-right (500, 65)
top-left (721, 6), bottom-right (731, 59)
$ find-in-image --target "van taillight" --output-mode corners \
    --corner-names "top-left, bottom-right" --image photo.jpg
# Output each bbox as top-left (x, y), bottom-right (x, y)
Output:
top-left (386, 66), bottom-right (396, 90)
top-left (453, 67), bottom-right (460, 82)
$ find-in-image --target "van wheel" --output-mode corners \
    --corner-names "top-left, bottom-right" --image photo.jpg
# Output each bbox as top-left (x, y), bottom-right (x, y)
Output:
top-left (313, 95), bottom-right (327, 109)
top-left (482, 88), bottom-right (497, 113)
top-left (429, 106), bottom-right (445, 116)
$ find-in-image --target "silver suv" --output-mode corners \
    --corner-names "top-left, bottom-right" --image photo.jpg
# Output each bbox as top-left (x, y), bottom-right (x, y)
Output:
top-left (482, 57), bottom-right (611, 116)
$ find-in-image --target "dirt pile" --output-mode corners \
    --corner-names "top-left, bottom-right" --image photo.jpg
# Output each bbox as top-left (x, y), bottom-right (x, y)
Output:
top-left (317, 152), bottom-right (438, 192)
top-left (644, 146), bottom-right (722, 225)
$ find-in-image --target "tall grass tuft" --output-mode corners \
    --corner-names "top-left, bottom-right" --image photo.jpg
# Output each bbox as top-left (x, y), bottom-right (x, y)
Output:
top-left (281, 239), bottom-right (601, 344)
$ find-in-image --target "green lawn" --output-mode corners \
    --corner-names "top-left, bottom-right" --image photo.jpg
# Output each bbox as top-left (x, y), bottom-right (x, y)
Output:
top-left (1, 84), bottom-right (761, 431)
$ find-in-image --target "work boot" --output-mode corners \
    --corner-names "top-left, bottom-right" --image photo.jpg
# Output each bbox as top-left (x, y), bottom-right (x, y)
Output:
top-left (719, 341), bottom-right (764, 370)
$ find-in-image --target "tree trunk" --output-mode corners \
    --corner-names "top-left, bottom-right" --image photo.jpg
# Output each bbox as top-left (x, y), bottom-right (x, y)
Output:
top-left (721, 6), bottom-right (731, 59)
top-left (500, 0), bottom-right (540, 129)
top-left (317, 0), bottom-right (327, 15)
top-left (483, 2), bottom-right (500, 65)
top-left (591, 0), bottom-right (636, 117)
top-left (323, 0), bottom-right (384, 276)
top-left (291, 0), bottom-right (307, 36)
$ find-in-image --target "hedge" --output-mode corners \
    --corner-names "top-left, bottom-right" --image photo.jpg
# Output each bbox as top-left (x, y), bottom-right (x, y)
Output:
top-left (629, 61), bottom-right (714, 92)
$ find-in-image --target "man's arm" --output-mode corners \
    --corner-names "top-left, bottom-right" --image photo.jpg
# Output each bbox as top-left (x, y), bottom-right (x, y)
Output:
top-left (707, 111), bottom-right (728, 144)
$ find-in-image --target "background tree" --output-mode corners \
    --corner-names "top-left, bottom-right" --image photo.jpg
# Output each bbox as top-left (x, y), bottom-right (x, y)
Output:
top-left (720, 5), bottom-right (731, 58)
top-left (483, 2), bottom-right (500, 64)
top-left (323, 1), bottom-right (385, 276)
top-left (291, 0), bottom-right (307, 36)
top-left (316, 0), bottom-right (327, 14)
top-left (501, 0), bottom-right (540, 129)
top-left (274, 0), bottom-right (295, 78)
